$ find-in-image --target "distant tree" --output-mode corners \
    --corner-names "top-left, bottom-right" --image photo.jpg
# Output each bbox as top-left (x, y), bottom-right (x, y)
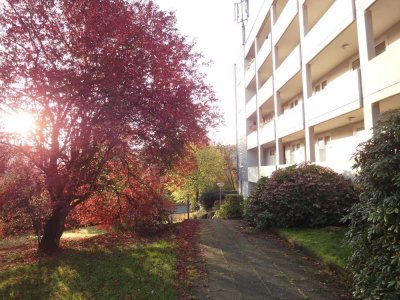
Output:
top-left (0, 0), bottom-right (218, 252)
top-left (167, 145), bottom-right (228, 206)
top-left (217, 144), bottom-right (238, 191)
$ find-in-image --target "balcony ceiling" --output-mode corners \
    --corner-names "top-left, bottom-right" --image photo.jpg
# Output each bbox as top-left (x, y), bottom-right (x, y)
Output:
top-left (281, 130), bottom-right (305, 143)
top-left (258, 55), bottom-right (273, 83)
top-left (305, 0), bottom-right (335, 33)
top-left (310, 22), bottom-right (358, 82)
top-left (380, 94), bottom-right (400, 113)
top-left (275, 0), bottom-right (289, 21)
top-left (276, 16), bottom-right (300, 66)
top-left (314, 108), bottom-right (364, 134)
top-left (279, 72), bottom-right (302, 102)
top-left (259, 96), bottom-right (274, 114)
top-left (371, 0), bottom-right (400, 38)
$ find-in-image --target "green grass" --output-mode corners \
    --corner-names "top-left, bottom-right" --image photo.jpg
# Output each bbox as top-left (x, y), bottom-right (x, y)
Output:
top-left (0, 238), bottom-right (178, 299)
top-left (276, 227), bottom-right (351, 269)
top-left (61, 226), bottom-right (108, 239)
top-left (0, 226), bottom-right (107, 250)
top-left (0, 233), bottom-right (34, 249)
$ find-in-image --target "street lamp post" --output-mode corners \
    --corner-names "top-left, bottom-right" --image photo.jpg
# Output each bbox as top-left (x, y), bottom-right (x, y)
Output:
top-left (216, 182), bottom-right (225, 208)
top-left (186, 193), bottom-right (190, 220)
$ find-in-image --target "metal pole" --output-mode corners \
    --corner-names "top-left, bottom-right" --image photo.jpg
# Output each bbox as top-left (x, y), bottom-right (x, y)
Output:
top-left (219, 187), bottom-right (222, 208)
top-left (186, 194), bottom-right (190, 220)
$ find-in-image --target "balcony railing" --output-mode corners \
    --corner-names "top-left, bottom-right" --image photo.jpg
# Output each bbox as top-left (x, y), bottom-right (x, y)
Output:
top-left (272, 0), bottom-right (298, 45)
top-left (317, 161), bottom-right (354, 177)
top-left (257, 37), bottom-right (272, 70)
top-left (245, 59), bottom-right (256, 87)
top-left (303, 0), bottom-right (355, 63)
top-left (259, 165), bottom-right (276, 178)
top-left (246, 94), bottom-right (257, 118)
top-left (276, 104), bottom-right (304, 138)
top-left (305, 69), bottom-right (362, 126)
top-left (248, 166), bottom-right (259, 183)
top-left (259, 120), bottom-right (275, 145)
top-left (363, 42), bottom-right (400, 103)
top-left (257, 77), bottom-right (273, 107)
top-left (247, 130), bottom-right (258, 150)
top-left (274, 45), bottom-right (301, 90)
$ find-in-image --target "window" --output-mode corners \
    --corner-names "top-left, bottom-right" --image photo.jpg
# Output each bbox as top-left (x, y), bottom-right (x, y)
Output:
top-left (375, 41), bottom-right (386, 56)
top-left (269, 148), bottom-right (276, 156)
top-left (317, 136), bottom-right (331, 162)
top-left (354, 126), bottom-right (365, 141)
top-left (352, 58), bottom-right (360, 70)
top-left (314, 80), bottom-right (327, 93)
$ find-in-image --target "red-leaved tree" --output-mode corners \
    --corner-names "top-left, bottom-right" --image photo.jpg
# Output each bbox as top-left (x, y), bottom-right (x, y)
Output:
top-left (0, 0), bottom-right (218, 252)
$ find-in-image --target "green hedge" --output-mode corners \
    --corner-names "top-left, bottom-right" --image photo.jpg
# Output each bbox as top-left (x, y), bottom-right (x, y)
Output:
top-left (244, 163), bottom-right (358, 229)
top-left (215, 194), bottom-right (243, 219)
top-left (200, 190), bottom-right (237, 211)
top-left (345, 110), bottom-right (400, 299)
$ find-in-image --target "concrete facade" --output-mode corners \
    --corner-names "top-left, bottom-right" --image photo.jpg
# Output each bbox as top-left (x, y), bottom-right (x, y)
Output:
top-left (235, 0), bottom-right (400, 196)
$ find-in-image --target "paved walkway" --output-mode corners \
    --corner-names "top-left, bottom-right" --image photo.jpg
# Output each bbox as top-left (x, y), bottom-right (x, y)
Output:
top-left (194, 219), bottom-right (351, 300)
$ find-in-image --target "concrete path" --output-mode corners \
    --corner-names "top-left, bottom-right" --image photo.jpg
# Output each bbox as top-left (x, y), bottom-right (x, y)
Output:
top-left (194, 219), bottom-right (352, 300)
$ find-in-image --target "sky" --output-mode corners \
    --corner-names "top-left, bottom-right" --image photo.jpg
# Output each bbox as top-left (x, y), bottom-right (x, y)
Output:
top-left (154, 0), bottom-right (243, 145)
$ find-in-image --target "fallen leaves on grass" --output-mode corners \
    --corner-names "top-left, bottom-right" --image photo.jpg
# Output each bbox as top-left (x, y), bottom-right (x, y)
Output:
top-left (172, 220), bottom-right (203, 299)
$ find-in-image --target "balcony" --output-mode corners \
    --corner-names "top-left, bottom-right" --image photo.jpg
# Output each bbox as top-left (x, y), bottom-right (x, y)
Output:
top-left (276, 104), bottom-right (304, 138)
top-left (303, 0), bottom-right (355, 63)
top-left (257, 77), bottom-right (273, 107)
top-left (274, 45), bottom-right (301, 90)
top-left (272, 0), bottom-right (298, 45)
top-left (305, 70), bottom-right (362, 126)
top-left (259, 165), bottom-right (276, 178)
top-left (259, 120), bottom-right (275, 145)
top-left (247, 130), bottom-right (258, 150)
top-left (248, 166), bottom-right (259, 183)
top-left (245, 60), bottom-right (256, 87)
top-left (317, 161), bottom-right (354, 177)
top-left (363, 42), bottom-right (400, 104)
top-left (246, 94), bottom-right (257, 118)
top-left (256, 37), bottom-right (272, 70)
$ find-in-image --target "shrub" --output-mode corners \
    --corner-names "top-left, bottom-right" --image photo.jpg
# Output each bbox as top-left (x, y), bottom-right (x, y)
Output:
top-left (345, 110), bottom-right (400, 299)
top-left (245, 163), bottom-right (358, 229)
top-left (199, 190), bottom-right (219, 210)
top-left (200, 189), bottom-right (237, 211)
top-left (215, 194), bottom-right (243, 219)
top-left (243, 177), bottom-right (267, 226)
top-left (190, 208), bottom-right (208, 220)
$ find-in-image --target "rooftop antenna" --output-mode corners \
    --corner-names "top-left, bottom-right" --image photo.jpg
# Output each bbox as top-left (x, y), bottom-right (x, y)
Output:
top-left (234, 0), bottom-right (249, 45)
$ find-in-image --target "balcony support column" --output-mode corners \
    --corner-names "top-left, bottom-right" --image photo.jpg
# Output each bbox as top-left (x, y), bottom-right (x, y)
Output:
top-left (364, 102), bottom-right (380, 133)
top-left (305, 126), bottom-right (315, 162)
top-left (357, 9), bottom-right (375, 67)
top-left (299, 3), bottom-right (308, 37)
top-left (276, 138), bottom-right (285, 165)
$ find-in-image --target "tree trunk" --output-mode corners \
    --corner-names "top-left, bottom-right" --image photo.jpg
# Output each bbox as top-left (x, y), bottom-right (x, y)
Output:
top-left (39, 205), bottom-right (69, 253)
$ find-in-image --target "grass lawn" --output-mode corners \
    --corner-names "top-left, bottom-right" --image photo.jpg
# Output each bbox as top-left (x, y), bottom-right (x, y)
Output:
top-left (0, 222), bottom-right (199, 299)
top-left (276, 227), bottom-right (350, 269)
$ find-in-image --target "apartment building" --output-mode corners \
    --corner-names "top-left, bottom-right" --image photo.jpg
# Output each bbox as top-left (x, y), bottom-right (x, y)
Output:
top-left (235, 0), bottom-right (400, 196)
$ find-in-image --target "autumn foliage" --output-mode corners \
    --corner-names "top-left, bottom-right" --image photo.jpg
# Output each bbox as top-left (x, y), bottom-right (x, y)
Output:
top-left (0, 0), bottom-right (218, 251)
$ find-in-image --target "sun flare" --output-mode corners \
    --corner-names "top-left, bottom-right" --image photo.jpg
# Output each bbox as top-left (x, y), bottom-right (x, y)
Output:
top-left (2, 111), bottom-right (36, 135)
